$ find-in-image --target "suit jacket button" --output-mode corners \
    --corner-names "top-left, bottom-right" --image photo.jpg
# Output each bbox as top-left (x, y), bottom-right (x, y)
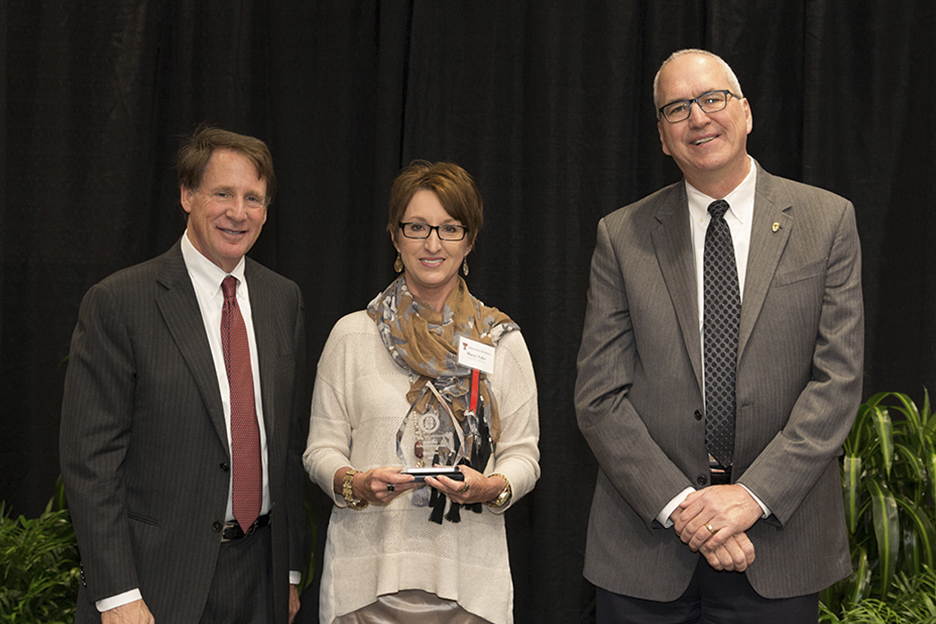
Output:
top-left (212, 521), bottom-right (223, 532)
top-left (697, 474), bottom-right (708, 486)
top-left (220, 462), bottom-right (230, 472)
top-left (694, 410), bottom-right (702, 420)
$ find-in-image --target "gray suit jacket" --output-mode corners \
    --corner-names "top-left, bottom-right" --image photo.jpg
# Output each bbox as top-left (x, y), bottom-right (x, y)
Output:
top-left (60, 241), bottom-right (307, 623)
top-left (575, 162), bottom-right (864, 600)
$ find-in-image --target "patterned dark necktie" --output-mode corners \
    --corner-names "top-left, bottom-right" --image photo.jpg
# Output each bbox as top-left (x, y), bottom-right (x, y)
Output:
top-left (221, 276), bottom-right (262, 529)
top-left (704, 199), bottom-right (740, 468)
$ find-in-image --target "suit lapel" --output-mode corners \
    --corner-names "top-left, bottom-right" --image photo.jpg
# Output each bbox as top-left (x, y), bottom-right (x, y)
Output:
top-left (155, 243), bottom-right (229, 450)
top-left (739, 164), bottom-right (792, 358)
top-left (651, 184), bottom-right (704, 392)
top-left (245, 261), bottom-right (278, 442)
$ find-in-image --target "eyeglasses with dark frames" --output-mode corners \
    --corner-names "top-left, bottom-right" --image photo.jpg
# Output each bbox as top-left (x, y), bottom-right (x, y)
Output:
top-left (658, 90), bottom-right (739, 123)
top-left (398, 221), bottom-right (468, 241)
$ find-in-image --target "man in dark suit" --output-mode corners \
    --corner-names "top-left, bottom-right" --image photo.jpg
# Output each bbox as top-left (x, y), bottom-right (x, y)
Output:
top-left (60, 127), bottom-right (307, 623)
top-left (575, 49), bottom-right (864, 623)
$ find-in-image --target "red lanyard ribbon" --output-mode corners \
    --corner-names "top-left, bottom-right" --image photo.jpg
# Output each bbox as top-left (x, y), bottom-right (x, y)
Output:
top-left (469, 368), bottom-right (480, 414)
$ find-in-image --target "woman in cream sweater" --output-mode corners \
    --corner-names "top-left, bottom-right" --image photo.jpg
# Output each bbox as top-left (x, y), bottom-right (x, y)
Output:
top-left (304, 161), bottom-right (540, 624)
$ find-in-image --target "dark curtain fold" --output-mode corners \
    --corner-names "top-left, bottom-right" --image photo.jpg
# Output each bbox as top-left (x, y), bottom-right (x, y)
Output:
top-left (3, 1), bottom-right (934, 621)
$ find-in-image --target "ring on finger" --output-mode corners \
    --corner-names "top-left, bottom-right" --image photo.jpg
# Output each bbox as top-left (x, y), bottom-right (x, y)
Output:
top-left (705, 522), bottom-right (716, 535)
top-left (386, 483), bottom-right (395, 493)
top-left (459, 482), bottom-right (470, 493)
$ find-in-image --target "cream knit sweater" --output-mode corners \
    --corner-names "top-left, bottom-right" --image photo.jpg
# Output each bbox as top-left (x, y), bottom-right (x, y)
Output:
top-left (304, 310), bottom-right (540, 624)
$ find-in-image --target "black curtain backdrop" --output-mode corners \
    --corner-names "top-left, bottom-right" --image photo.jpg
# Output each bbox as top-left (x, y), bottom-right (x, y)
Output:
top-left (3, 2), bottom-right (935, 622)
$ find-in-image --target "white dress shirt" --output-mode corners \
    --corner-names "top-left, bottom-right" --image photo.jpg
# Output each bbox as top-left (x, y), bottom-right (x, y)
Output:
top-left (181, 231), bottom-right (272, 522)
top-left (657, 157), bottom-right (771, 527)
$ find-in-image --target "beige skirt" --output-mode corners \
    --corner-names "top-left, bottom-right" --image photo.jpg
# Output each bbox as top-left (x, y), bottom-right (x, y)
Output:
top-left (332, 589), bottom-right (493, 624)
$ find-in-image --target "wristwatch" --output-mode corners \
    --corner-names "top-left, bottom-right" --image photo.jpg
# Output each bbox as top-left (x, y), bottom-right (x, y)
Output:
top-left (342, 469), bottom-right (368, 509)
top-left (485, 473), bottom-right (512, 508)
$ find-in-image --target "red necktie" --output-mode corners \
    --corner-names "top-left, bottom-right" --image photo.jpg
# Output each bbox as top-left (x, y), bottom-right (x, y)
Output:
top-left (221, 276), bottom-right (262, 529)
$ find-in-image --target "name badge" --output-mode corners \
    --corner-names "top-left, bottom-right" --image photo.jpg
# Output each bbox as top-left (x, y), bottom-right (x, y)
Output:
top-left (458, 337), bottom-right (495, 375)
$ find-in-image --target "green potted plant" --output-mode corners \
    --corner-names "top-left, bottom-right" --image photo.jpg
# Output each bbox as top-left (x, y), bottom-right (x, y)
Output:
top-left (0, 478), bottom-right (80, 623)
top-left (819, 567), bottom-right (936, 623)
top-left (820, 390), bottom-right (936, 619)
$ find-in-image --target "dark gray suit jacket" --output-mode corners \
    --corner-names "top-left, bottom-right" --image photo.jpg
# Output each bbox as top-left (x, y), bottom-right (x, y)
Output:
top-left (575, 162), bottom-right (864, 600)
top-left (60, 241), bottom-right (307, 623)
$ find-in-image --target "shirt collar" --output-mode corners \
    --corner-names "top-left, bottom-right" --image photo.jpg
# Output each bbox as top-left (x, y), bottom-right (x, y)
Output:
top-left (685, 155), bottom-right (757, 225)
top-left (180, 229), bottom-right (247, 297)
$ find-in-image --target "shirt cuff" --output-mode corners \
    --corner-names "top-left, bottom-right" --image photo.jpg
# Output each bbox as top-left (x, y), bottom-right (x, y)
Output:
top-left (95, 574), bottom-right (301, 613)
top-left (738, 483), bottom-right (771, 518)
top-left (96, 588), bottom-right (143, 612)
top-left (657, 487), bottom-right (696, 528)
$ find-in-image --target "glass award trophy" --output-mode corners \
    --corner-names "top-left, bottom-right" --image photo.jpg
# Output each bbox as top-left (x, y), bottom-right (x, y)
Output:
top-left (397, 382), bottom-right (466, 504)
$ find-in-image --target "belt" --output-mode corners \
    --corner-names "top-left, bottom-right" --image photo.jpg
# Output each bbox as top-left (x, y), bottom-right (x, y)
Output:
top-left (709, 467), bottom-right (732, 486)
top-left (221, 514), bottom-right (270, 543)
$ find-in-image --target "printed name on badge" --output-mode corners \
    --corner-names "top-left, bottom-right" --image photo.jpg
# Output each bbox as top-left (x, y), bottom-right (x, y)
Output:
top-left (458, 337), bottom-right (495, 375)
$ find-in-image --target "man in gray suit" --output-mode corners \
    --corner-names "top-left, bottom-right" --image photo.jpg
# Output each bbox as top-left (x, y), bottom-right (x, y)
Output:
top-left (61, 127), bottom-right (306, 623)
top-left (575, 49), bottom-right (863, 622)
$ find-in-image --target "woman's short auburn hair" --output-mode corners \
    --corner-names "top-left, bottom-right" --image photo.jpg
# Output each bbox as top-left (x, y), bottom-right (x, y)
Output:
top-left (388, 160), bottom-right (483, 244)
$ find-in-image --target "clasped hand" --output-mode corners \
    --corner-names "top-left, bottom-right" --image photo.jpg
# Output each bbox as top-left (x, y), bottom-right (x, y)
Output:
top-left (350, 465), bottom-right (503, 507)
top-left (424, 465), bottom-right (505, 506)
top-left (351, 466), bottom-right (419, 505)
top-left (670, 484), bottom-right (762, 572)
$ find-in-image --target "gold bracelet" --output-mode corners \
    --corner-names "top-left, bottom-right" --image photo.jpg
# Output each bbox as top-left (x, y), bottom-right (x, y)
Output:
top-left (485, 473), bottom-right (512, 508)
top-left (342, 469), bottom-right (368, 509)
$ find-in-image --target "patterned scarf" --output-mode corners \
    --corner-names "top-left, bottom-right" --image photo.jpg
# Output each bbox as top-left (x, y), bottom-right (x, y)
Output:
top-left (367, 275), bottom-right (518, 444)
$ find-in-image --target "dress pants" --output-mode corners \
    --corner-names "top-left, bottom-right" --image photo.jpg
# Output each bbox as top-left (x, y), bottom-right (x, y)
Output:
top-left (596, 556), bottom-right (818, 624)
top-left (332, 589), bottom-right (493, 624)
top-left (199, 524), bottom-right (276, 624)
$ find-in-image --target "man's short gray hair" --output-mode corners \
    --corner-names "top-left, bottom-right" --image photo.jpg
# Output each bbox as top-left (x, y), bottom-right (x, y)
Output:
top-left (652, 49), bottom-right (744, 118)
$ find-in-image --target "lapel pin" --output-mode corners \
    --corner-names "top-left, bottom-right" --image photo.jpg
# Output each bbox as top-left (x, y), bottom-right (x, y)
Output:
top-left (771, 222), bottom-right (781, 233)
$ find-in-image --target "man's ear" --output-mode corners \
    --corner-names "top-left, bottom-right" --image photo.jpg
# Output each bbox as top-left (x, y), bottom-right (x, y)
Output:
top-left (743, 98), bottom-right (753, 135)
top-left (658, 121), bottom-right (672, 157)
top-left (180, 186), bottom-right (195, 214)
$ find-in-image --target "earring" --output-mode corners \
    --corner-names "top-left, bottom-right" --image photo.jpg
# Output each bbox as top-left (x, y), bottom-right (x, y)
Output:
top-left (394, 253), bottom-right (404, 273)
top-left (462, 258), bottom-right (469, 277)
